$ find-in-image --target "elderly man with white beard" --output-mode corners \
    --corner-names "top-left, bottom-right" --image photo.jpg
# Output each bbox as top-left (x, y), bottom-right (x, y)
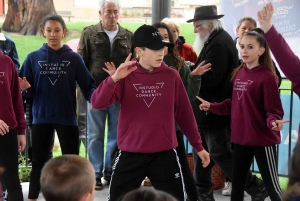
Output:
top-left (188, 6), bottom-right (268, 201)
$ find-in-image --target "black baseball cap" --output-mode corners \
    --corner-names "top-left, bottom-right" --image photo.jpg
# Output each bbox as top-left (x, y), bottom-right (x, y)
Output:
top-left (133, 24), bottom-right (174, 50)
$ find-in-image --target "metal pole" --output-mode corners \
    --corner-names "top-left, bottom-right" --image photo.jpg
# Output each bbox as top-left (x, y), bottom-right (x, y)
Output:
top-left (152, 0), bottom-right (171, 24)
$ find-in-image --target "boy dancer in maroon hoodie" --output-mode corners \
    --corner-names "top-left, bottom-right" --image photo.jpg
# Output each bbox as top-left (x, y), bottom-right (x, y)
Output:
top-left (91, 24), bottom-right (210, 201)
top-left (0, 51), bottom-right (26, 201)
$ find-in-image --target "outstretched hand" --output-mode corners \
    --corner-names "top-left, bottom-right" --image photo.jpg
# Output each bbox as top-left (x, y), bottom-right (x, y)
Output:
top-left (111, 53), bottom-right (137, 82)
top-left (18, 77), bottom-right (31, 90)
top-left (197, 149), bottom-right (210, 168)
top-left (103, 62), bottom-right (117, 76)
top-left (257, 2), bottom-right (274, 33)
top-left (191, 61), bottom-right (212, 76)
top-left (271, 120), bottom-right (289, 131)
top-left (196, 96), bottom-right (210, 111)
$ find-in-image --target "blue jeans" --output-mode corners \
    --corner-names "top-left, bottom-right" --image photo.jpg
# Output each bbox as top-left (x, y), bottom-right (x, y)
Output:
top-left (87, 102), bottom-right (120, 179)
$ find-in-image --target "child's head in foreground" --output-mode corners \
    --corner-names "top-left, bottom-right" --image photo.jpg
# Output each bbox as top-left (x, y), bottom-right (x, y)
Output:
top-left (133, 24), bottom-right (174, 70)
top-left (40, 155), bottom-right (95, 201)
top-left (120, 188), bottom-right (178, 201)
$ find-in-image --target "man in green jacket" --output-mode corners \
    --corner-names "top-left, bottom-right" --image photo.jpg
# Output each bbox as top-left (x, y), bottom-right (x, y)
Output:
top-left (78, 0), bottom-right (134, 190)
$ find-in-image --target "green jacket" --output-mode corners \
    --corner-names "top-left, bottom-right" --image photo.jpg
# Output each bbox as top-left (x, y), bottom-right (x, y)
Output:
top-left (163, 53), bottom-right (201, 102)
top-left (78, 22), bottom-right (134, 86)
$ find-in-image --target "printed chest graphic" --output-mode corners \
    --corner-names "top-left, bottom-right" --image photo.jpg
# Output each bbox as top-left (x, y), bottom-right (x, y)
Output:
top-left (0, 72), bottom-right (4, 84)
top-left (38, 61), bottom-right (70, 85)
top-left (233, 79), bottom-right (253, 100)
top-left (133, 82), bottom-right (164, 107)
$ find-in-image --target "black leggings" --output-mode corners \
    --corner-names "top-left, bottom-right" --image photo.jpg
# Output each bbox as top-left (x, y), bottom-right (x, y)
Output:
top-left (28, 124), bottom-right (79, 199)
top-left (0, 129), bottom-right (23, 201)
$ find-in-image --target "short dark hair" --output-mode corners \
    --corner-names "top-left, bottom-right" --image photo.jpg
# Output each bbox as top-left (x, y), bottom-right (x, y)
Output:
top-left (236, 17), bottom-right (257, 29)
top-left (121, 188), bottom-right (178, 201)
top-left (40, 155), bottom-right (95, 201)
top-left (39, 14), bottom-right (69, 38)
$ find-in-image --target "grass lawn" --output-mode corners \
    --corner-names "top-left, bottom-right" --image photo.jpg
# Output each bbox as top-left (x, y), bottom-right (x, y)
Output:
top-left (6, 21), bottom-right (290, 188)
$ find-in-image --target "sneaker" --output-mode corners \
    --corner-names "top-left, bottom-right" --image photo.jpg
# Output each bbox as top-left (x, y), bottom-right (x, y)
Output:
top-left (247, 177), bottom-right (268, 201)
top-left (198, 189), bottom-right (215, 201)
top-left (95, 178), bottom-right (103, 190)
top-left (222, 182), bottom-right (248, 196)
top-left (222, 182), bottom-right (232, 196)
top-left (101, 177), bottom-right (111, 186)
top-left (2, 190), bottom-right (8, 201)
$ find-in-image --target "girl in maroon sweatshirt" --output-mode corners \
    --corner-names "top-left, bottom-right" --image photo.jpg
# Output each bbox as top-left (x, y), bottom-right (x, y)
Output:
top-left (258, 3), bottom-right (300, 200)
top-left (0, 51), bottom-right (26, 201)
top-left (197, 30), bottom-right (286, 201)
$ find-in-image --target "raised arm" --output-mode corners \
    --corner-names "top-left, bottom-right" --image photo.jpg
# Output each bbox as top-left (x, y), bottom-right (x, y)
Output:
top-left (258, 3), bottom-right (300, 96)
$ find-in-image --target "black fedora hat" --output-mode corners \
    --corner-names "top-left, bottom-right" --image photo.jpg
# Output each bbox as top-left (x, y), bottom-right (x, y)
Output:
top-left (187, 5), bottom-right (224, 23)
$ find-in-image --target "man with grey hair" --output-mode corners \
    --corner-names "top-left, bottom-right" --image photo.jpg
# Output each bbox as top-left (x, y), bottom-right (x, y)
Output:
top-left (187, 5), bottom-right (268, 201)
top-left (78, 0), bottom-right (134, 190)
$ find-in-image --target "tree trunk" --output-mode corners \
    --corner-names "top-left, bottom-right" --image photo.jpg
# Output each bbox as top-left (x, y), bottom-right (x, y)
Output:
top-left (2, 0), bottom-right (56, 35)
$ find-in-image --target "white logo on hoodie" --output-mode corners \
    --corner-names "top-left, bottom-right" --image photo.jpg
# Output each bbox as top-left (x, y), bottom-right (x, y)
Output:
top-left (234, 79), bottom-right (253, 100)
top-left (133, 82), bottom-right (164, 107)
top-left (0, 72), bottom-right (4, 84)
top-left (38, 61), bottom-right (70, 85)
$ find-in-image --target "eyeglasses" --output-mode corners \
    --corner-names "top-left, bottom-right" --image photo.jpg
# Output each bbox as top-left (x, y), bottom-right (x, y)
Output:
top-left (194, 23), bottom-right (203, 29)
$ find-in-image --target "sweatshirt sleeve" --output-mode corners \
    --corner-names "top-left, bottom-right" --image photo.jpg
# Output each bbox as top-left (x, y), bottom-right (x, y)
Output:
top-left (179, 61), bottom-right (201, 102)
top-left (264, 25), bottom-right (300, 96)
top-left (174, 75), bottom-right (203, 152)
top-left (263, 74), bottom-right (284, 129)
top-left (210, 99), bottom-right (232, 115)
top-left (19, 55), bottom-right (34, 97)
top-left (91, 76), bottom-right (122, 109)
top-left (11, 61), bottom-right (26, 135)
top-left (78, 29), bottom-right (91, 71)
top-left (75, 56), bottom-right (96, 102)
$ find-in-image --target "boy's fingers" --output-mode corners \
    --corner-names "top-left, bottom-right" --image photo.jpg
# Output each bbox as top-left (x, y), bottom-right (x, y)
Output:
top-left (128, 66), bottom-right (137, 73)
top-left (125, 53), bottom-right (132, 62)
top-left (282, 120), bottom-right (289, 123)
top-left (103, 68), bottom-right (109, 73)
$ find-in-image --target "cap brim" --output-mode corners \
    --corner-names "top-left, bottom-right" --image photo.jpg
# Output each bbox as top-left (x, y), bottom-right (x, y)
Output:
top-left (146, 40), bottom-right (174, 50)
top-left (186, 15), bottom-right (224, 23)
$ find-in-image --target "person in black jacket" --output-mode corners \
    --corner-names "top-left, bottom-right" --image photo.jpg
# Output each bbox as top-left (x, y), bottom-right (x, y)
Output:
top-left (187, 6), bottom-right (268, 201)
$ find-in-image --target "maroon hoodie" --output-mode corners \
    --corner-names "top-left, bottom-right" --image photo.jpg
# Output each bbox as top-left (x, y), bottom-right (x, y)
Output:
top-left (264, 25), bottom-right (300, 97)
top-left (210, 64), bottom-right (284, 146)
top-left (91, 59), bottom-right (203, 153)
top-left (0, 51), bottom-right (25, 135)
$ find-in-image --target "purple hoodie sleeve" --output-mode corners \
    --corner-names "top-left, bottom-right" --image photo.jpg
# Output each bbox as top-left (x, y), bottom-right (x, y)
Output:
top-left (264, 25), bottom-right (300, 96)
top-left (263, 74), bottom-right (284, 129)
top-left (174, 75), bottom-right (203, 152)
top-left (11, 61), bottom-right (26, 135)
top-left (210, 99), bottom-right (232, 115)
top-left (91, 76), bottom-right (121, 109)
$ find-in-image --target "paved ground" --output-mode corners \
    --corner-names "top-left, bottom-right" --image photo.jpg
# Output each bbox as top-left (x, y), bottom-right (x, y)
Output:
top-left (21, 182), bottom-right (254, 201)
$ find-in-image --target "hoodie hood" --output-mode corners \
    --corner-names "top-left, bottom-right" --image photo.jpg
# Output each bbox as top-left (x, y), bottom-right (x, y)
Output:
top-left (40, 43), bottom-right (72, 52)
top-left (242, 63), bottom-right (267, 72)
top-left (131, 58), bottom-right (169, 74)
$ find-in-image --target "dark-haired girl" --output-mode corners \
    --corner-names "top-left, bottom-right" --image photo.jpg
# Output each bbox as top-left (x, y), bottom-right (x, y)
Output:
top-left (197, 30), bottom-right (285, 201)
top-left (152, 22), bottom-right (211, 201)
top-left (19, 14), bottom-right (96, 201)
